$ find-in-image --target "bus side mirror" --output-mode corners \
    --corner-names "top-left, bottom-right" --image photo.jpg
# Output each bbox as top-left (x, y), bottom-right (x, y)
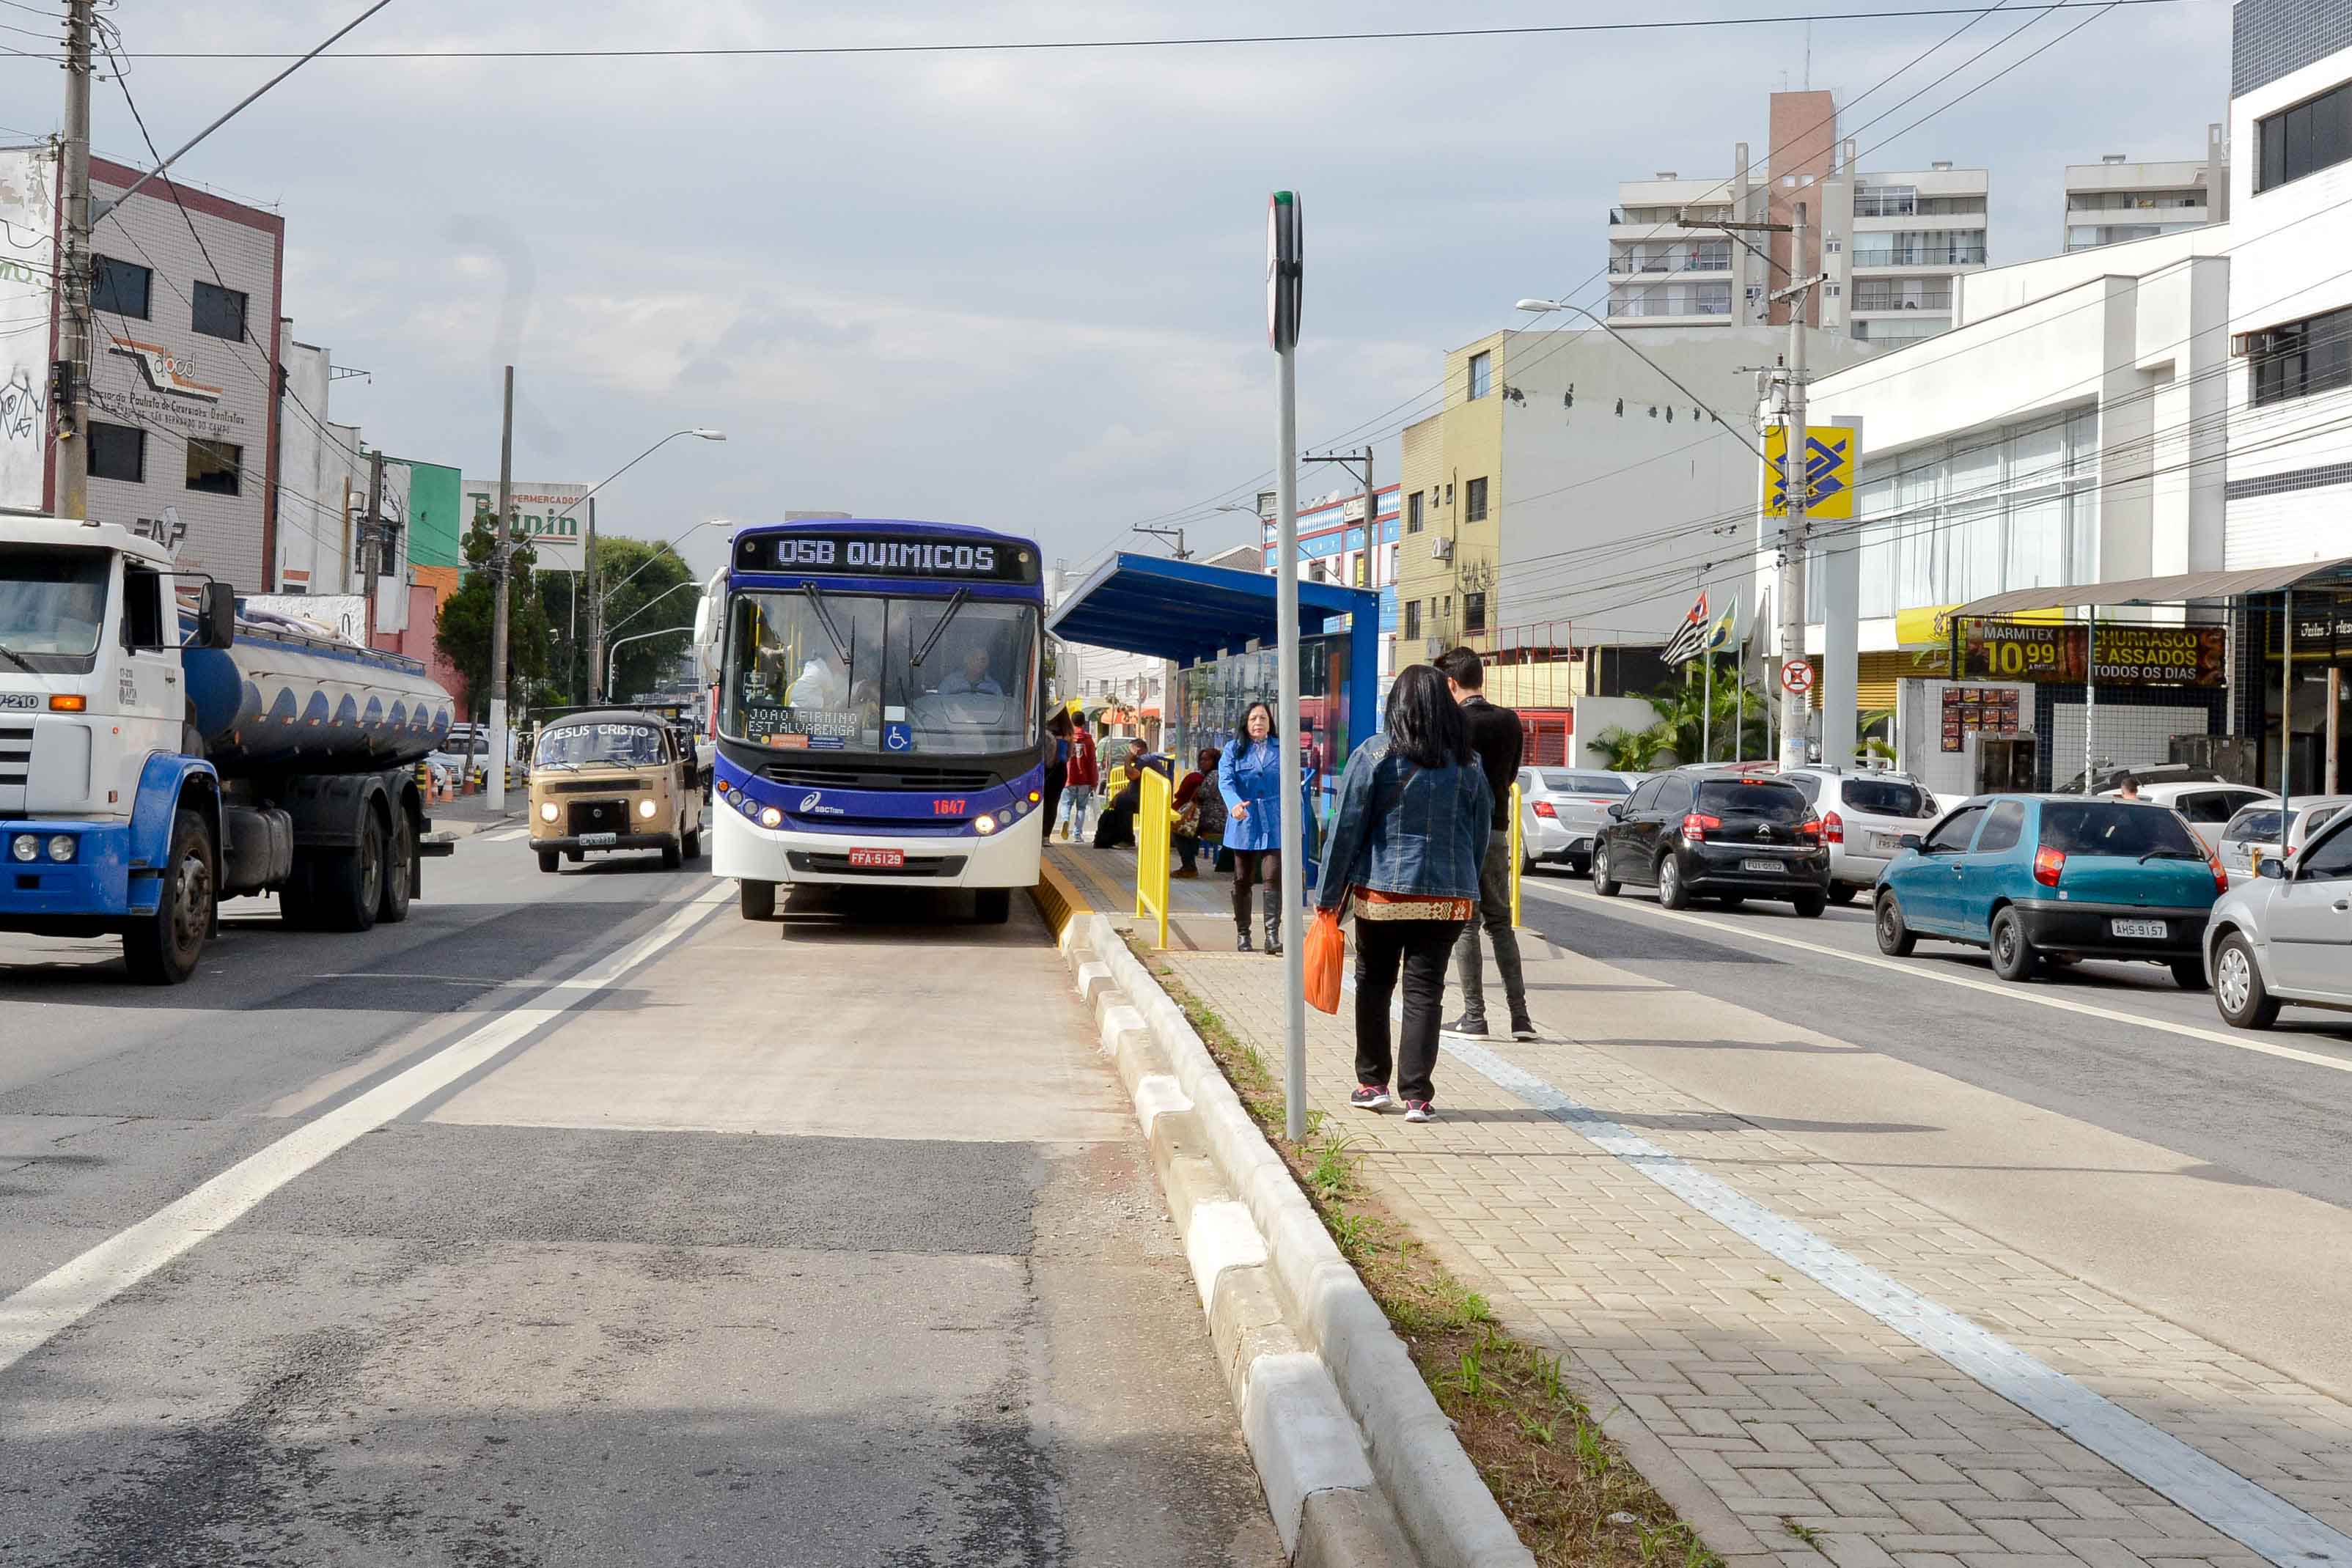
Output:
top-left (195, 582), bottom-right (235, 649)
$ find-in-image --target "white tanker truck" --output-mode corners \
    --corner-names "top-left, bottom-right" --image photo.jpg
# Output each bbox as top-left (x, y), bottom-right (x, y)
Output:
top-left (0, 515), bottom-right (456, 983)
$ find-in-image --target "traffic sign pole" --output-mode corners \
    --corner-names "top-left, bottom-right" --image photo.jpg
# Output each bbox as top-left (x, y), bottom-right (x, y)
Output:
top-left (1268, 191), bottom-right (1307, 1144)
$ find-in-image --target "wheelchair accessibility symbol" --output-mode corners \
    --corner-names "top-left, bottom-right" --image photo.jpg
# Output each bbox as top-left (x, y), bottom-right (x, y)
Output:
top-left (883, 721), bottom-right (913, 752)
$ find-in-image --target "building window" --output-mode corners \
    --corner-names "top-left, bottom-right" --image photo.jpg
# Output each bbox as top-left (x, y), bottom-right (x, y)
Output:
top-left (1353, 552), bottom-right (1368, 587)
top-left (2257, 81), bottom-right (2352, 193)
top-left (185, 438), bottom-right (242, 496)
top-left (1854, 185), bottom-right (1919, 218)
top-left (1444, 482), bottom-right (1454, 504)
top-left (91, 255), bottom-right (150, 320)
top-left (2249, 306), bottom-right (2352, 406)
top-left (1466, 350), bottom-right (1493, 400)
top-left (1824, 283), bottom-right (1842, 298)
top-left (1464, 476), bottom-right (1489, 522)
top-left (87, 421), bottom-right (144, 482)
top-left (1404, 599), bottom-right (1422, 640)
top-left (191, 280), bottom-right (248, 342)
top-left (1825, 240), bottom-right (1841, 254)
top-left (1406, 490), bottom-right (1423, 532)
top-left (1464, 592), bottom-right (1488, 635)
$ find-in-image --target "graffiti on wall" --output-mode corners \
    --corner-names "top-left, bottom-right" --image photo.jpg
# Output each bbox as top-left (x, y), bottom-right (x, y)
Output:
top-left (0, 147), bottom-right (56, 512)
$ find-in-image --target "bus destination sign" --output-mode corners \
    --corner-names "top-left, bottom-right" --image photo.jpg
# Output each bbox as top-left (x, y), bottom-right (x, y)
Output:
top-left (737, 531), bottom-right (1038, 584)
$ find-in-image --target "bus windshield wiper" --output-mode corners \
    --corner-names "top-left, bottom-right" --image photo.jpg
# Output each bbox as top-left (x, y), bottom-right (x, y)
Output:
top-left (911, 588), bottom-right (970, 669)
top-left (0, 639), bottom-right (37, 675)
top-left (799, 581), bottom-right (850, 661)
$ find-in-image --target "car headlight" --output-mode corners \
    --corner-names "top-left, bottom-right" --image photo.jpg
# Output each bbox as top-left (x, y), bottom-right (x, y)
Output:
top-left (10, 834), bottom-right (37, 862)
top-left (973, 814), bottom-right (997, 835)
top-left (760, 806), bottom-right (783, 829)
top-left (638, 798), bottom-right (658, 819)
top-left (46, 834), bottom-right (73, 863)
top-left (539, 801), bottom-right (558, 822)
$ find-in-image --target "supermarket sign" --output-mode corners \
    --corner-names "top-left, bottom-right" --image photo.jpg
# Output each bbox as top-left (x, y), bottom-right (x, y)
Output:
top-left (1951, 618), bottom-right (2226, 687)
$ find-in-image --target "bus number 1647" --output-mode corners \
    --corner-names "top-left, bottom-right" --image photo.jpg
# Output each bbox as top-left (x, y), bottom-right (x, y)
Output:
top-left (933, 798), bottom-right (967, 815)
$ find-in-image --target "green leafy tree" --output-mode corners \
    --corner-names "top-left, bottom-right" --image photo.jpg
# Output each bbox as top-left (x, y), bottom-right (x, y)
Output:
top-left (593, 536), bottom-right (697, 701)
top-left (1594, 723), bottom-right (1672, 772)
top-left (1860, 705), bottom-right (1898, 762)
top-left (1643, 657), bottom-right (1769, 765)
top-left (434, 508), bottom-right (554, 719)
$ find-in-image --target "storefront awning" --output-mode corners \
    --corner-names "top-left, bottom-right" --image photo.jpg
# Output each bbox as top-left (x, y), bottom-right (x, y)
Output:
top-left (1047, 552), bottom-right (1378, 665)
top-left (1954, 558), bottom-right (2352, 618)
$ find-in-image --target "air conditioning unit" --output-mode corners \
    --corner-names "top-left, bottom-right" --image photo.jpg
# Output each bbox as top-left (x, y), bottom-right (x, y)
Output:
top-left (1430, 537), bottom-right (1455, 562)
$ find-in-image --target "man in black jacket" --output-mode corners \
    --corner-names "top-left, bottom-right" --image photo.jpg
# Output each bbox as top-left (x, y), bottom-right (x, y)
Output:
top-left (1435, 647), bottom-right (1535, 1040)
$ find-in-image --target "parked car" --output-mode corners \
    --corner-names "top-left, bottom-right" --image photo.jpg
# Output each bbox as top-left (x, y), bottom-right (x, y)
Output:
top-left (2205, 809), bottom-right (2352, 1029)
top-left (2111, 779), bottom-right (2276, 853)
top-left (2056, 762), bottom-right (2222, 795)
top-left (1782, 767), bottom-right (1941, 905)
top-left (1515, 768), bottom-right (1639, 876)
top-left (1592, 772), bottom-right (1829, 916)
top-left (2216, 796), bottom-right (2350, 886)
top-left (1873, 795), bottom-right (2225, 986)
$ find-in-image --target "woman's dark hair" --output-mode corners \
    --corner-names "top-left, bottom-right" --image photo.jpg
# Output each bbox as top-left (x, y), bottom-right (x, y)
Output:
top-left (1197, 747), bottom-right (1221, 771)
top-left (1238, 701), bottom-right (1276, 747)
top-left (1383, 663), bottom-right (1474, 769)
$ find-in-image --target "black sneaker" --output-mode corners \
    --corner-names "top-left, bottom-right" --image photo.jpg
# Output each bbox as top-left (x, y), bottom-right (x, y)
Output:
top-left (1510, 1015), bottom-right (1539, 1041)
top-left (1349, 1084), bottom-right (1391, 1111)
top-left (1446, 1014), bottom-right (1491, 1039)
top-left (1403, 1100), bottom-right (1436, 1124)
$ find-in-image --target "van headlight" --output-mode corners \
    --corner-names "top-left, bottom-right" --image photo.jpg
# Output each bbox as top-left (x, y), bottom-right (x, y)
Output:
top-left (539, 801), bottom-right (558, 822)
top-left (10, 834), bottom-right (37, 862)
top-left (638, 798), bottom-right (658, 820)
top-left (46, 834), bottom-right (74, 863)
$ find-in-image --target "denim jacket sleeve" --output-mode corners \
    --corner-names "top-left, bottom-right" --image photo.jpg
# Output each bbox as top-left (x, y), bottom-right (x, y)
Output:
top-left (1313, 741), bottom-right (1383, 910)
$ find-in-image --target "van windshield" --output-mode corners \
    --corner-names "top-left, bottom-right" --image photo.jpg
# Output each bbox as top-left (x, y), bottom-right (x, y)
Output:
top-left (536, 721), bottom-right (666, 769)
top-left (2040, 802), bottom-right (2204, 858)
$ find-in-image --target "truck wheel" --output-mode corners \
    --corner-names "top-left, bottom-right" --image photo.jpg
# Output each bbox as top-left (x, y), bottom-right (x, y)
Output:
top-left (740, 879), bottom-right (777, 921)
top-left (538, 850), bottom-right (560, 874)
top-left (278, 859), bottom-right (318, 930)
top-left (124, 808), bottom-right (216, 985)
top-left (377, 812), bottom-right (414, 924)
top-left (317, 814), bottom-right (386, 933)
top-left (974, 887), bottom-right (1012, 924)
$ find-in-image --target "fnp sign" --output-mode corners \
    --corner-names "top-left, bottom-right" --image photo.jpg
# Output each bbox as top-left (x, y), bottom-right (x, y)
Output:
top-left (463, 479), bottom-right (590, 574)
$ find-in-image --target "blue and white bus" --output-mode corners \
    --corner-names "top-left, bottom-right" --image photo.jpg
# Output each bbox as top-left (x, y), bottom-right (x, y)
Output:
top-left (706, 518), bottom-right (1048, 922)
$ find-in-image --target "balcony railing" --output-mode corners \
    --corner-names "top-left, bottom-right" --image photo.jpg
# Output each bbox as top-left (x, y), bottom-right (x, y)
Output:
top-left (1853, 246), bottom-right (1987, 268)
top-left (1608, 252), bottom-right (1732, 275)
top-left (1852, 290), bottom-right (1955, 312)
top-left (1607, 295), bottom-right (1733, 318)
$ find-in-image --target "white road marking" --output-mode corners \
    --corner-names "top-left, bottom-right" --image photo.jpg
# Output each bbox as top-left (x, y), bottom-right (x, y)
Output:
top-left (1529, 882), bottom-right (2352, 1075)
top-left (0, 886), bottom-right (729, 1378)
top-left (476, 825), bottom-right (532, 843)
top-left (1441, 1035), bottom-right (2352, 1568)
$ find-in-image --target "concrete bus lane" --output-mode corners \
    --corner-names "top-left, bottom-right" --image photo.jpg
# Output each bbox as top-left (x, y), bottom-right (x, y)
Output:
top-left (1504, 869), bottom-right (2352, 1403)
top-left (0, 860), bottom-right (1281, 1566)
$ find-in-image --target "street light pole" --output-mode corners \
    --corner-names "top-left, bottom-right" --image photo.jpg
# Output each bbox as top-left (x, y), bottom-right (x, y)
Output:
top-left (490, 366), bottom-right (515, 811)
top-left (608, 623), bottom-right (696, 702)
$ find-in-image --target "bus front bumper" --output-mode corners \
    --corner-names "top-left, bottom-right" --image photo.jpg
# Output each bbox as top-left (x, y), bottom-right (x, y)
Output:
top-left (710, 801), bottom-right (1040, 888)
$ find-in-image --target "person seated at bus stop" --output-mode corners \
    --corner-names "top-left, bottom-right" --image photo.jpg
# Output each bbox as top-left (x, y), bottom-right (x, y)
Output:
top-left (1093, 757), bottom-right (1146, 849)
top-left (937, 644), bottom-right (1004, 697)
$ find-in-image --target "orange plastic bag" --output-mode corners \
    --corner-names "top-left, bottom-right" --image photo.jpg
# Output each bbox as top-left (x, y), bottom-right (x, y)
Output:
top-left (1304, 906), bottom-right (1345, 1015)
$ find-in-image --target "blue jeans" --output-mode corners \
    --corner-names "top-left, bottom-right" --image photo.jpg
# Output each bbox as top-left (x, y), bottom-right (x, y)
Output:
top-left (1058, 786), bottom-right (1093, 838)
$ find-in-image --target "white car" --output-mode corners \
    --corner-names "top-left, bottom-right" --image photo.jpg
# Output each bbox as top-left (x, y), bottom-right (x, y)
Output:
top-left (1779, 767), bottom-right (1940, 905)
top-left (2205, 809), bottom-right (2352, 1030)
top-left (2102, 779), bottom-right (2276, 853)
top-left (2217, 796), bottom-right (2351, 887)
top-left (1515, 768), bottom-right (1640, 876)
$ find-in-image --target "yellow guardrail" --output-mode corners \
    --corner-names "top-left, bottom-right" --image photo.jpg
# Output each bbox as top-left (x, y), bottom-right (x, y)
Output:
top-left (1508, 781), bottom-right (1524, 928)
top-left (1134, 765), bottom-right (1172, 949)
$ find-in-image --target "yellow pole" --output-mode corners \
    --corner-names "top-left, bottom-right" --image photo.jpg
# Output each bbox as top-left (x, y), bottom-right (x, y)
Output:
top-left (1508, 781), bottom-right (1524, 928)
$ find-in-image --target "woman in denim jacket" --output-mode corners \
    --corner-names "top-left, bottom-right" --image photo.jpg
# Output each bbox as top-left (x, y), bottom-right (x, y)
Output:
top-left (1314, 664), bottom-right (1491, 1123)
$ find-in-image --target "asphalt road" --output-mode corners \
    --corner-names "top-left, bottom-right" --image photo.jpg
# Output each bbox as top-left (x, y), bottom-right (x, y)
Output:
top-left (1515, 864), bottom-right (2352, 1208)
top-left (0, 822), bottom-right (1279, 1567)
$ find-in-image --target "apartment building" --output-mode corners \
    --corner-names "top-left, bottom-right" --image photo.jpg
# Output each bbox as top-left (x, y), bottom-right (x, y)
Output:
top-left (1257, 482), bottom-right (1402, 677)
top-left (2062, 131), bottom-right (2230, 252)
top-left (1606, 91), bottom-right (1990, 353)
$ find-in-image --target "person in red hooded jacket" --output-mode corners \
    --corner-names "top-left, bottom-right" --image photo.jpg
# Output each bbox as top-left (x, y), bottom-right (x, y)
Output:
top-left (1056, 718), bottom-right (1100, 842)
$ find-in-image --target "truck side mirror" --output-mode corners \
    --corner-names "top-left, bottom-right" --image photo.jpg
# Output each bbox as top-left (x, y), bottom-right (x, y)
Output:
top-left (195, 582), bottom-right (235, 649)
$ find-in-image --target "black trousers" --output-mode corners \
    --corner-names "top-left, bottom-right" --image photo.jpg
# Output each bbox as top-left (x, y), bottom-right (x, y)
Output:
top-left (1353, 917), bottom-right (1465, 1103)
top-left (1230, 848), bottom-right (1280, 929)
top-left (1041, 764), bottom-right (1066, 838)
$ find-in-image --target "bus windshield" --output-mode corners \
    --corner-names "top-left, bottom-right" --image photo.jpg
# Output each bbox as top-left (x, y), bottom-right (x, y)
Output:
top-left (721, 590), bottom-right (1038, 757)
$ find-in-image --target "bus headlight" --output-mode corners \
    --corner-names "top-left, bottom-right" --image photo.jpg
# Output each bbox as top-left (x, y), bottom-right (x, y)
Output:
top-left (10, 835), bottom-right (37, 862)
top-left (637, 798), bottom-right (658, 819)
top-left (46, 834), bottom-right (74, 862)
top-left (539, 801), bottom-right (558, 822)
top-left (973, 814), bottom-right (997, 835)
top-left (760, 806), bottom-right (784, 829)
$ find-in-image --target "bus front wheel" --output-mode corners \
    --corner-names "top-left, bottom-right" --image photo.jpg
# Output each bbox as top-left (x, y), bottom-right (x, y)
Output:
top-left (740, 879), bottom-right (777, 921)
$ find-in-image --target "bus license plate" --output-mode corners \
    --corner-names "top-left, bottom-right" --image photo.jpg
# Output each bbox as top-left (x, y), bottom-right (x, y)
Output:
top-left (1741, 858), bottom-right (1782, 873)
top-left (848, 848), bottom-right (904, 869)
top-left (578, 832), bottom-right (617, 847)
top-left (2110, 918), bottom-right (2166, 940)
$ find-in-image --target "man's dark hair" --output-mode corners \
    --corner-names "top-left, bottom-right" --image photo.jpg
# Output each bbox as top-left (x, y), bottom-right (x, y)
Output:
top-left (1434, 646), bottom-right (1485, 691)
top-left (2116, 771), bottom-right (2139, 793)
top-left (1385, 664), bottom-right (1474, 768)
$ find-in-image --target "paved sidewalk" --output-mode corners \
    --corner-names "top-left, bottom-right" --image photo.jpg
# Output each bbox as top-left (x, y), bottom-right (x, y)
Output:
top-left (1140, 932), bottom-right (2352, 1568)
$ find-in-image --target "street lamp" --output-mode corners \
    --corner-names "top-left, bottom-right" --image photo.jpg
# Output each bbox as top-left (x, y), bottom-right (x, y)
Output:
top-left (608, 622), bottom-right (697, 702)
top-left (1513, 299), bottom-right (1763, 460)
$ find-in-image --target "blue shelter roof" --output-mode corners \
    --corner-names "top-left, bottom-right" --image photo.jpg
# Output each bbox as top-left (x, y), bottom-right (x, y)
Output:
top-left (1047, 553), bottom-right (1378, 666)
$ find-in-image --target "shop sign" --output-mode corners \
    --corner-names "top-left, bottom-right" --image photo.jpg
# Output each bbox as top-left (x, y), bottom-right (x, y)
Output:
top-left (1952, 618), bottom-right (2225, 686)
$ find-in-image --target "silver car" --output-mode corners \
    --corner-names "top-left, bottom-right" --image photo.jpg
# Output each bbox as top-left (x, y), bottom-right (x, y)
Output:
top-left (2206, 810), bottom-right (2352, 1030)
top-left (1780, 768), bottom-right (1940, 905)
top-left (1515, 768), bottom-right (1639, 877)
top-left (2217, 796), bottom-right (2351, 886)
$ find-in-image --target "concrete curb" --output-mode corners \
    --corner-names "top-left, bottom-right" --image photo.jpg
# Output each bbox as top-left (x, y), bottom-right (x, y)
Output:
top-left (1051, 904), bottom-right (1535, 1568)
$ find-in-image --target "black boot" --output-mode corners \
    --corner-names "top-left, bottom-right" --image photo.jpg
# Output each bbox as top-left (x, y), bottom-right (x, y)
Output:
top-left (1263, 915), bottom-right (1283, 957)
top-left (1236, 924), bottom-right (1254, 953)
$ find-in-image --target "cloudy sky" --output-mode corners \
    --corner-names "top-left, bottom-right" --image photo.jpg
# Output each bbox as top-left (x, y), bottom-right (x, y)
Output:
top-left (5, 0), bottom-right (2230, 585)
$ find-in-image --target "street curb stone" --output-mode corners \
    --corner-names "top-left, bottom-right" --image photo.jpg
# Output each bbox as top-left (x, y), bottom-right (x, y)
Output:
top-left (1050, 904), bottom-right (1535, 1568)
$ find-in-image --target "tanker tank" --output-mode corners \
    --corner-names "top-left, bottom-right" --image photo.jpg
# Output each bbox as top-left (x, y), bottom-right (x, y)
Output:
top-left (181, 610), bottom-right (455, 778)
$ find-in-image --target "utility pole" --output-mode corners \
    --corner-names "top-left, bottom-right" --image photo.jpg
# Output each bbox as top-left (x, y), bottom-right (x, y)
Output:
top-left (585, 496), bottom-right (603, 702)
top-left (361, 446), bottom-right (385, 644)
top-left (490, 366), bottom-right (515, 811)
top-left (1131, 522), bottom-right (1191, 560)
top-left (1304, 446), bottom-right (1375, 587)
top-left (1777, 207), bottom-right (1813, 772)
top-left (54, 0), bottom-right (94, 521)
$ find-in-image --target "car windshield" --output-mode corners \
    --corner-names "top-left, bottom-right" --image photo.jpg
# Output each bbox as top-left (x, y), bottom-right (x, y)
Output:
top-left (1695, 780), bottom-right (1807, 821)
top-left (721, 590), bottom-right (1037, 757)
top-left (2224, 807), bottom-right (2285, 844)
top-left (0, 545), bottom-right (109, 658)
top-left (1540, 771), bottom-right (1630, 795)
top-left (1842, 779), bottom-right (1928, 817)
top-left (2039, 802), bottom-right (2205, 857)
top-left (536, 721), bottom-right (666, 768)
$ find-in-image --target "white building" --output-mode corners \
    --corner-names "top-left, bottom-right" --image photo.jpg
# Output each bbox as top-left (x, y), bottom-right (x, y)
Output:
top-left (2062, 133), bottom-right (2229, 253)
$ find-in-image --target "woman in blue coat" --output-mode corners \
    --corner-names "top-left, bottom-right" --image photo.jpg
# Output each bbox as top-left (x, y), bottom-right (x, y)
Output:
top-left (1218, 701), bottom-right (1287, 954)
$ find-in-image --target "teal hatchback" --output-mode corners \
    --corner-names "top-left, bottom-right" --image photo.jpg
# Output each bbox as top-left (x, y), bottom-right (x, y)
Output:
top-left (1873, 794), bottom-right (2227, 987)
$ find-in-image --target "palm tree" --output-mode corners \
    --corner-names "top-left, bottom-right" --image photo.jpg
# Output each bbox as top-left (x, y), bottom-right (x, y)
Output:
top-left (1644, 659), bottom-right (1770, 764)
top-left (1594, 723), bottom-right (1672, 772)
top-left (1860, 706), bottom-right (1898, 762)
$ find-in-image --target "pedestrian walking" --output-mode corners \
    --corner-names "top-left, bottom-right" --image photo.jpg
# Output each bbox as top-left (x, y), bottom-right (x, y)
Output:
top-left (1058, 719), bottom-right (1100, 841)
top-left (1043, 710), bottom-right (1072, 833)
top-left (1219, 701), bottom-right (1287, 954)
top-left (1314, 665), bottom-right (1491, 1125)
top-left (1436, 647), bottom-right (1536, 1042)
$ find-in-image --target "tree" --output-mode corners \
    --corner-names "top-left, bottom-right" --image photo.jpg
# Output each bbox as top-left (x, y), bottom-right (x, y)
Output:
top-left (592, 536), bottom-right (697, 701)
top-left (1594, 722), bottom-right (1672, 772)
top-left (1643, 656), bottom-right (1768, 765)
top-left (434, 508), bottom-right (554, 719)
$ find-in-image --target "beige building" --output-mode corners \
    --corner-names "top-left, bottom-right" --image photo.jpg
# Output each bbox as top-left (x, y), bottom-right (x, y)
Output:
top-left (2061, 131), bottom-right (2229, 252)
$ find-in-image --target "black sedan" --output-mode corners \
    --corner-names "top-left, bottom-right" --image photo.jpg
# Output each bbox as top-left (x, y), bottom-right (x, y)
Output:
top-left (1592, 771), bottom-right (1831, 916)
